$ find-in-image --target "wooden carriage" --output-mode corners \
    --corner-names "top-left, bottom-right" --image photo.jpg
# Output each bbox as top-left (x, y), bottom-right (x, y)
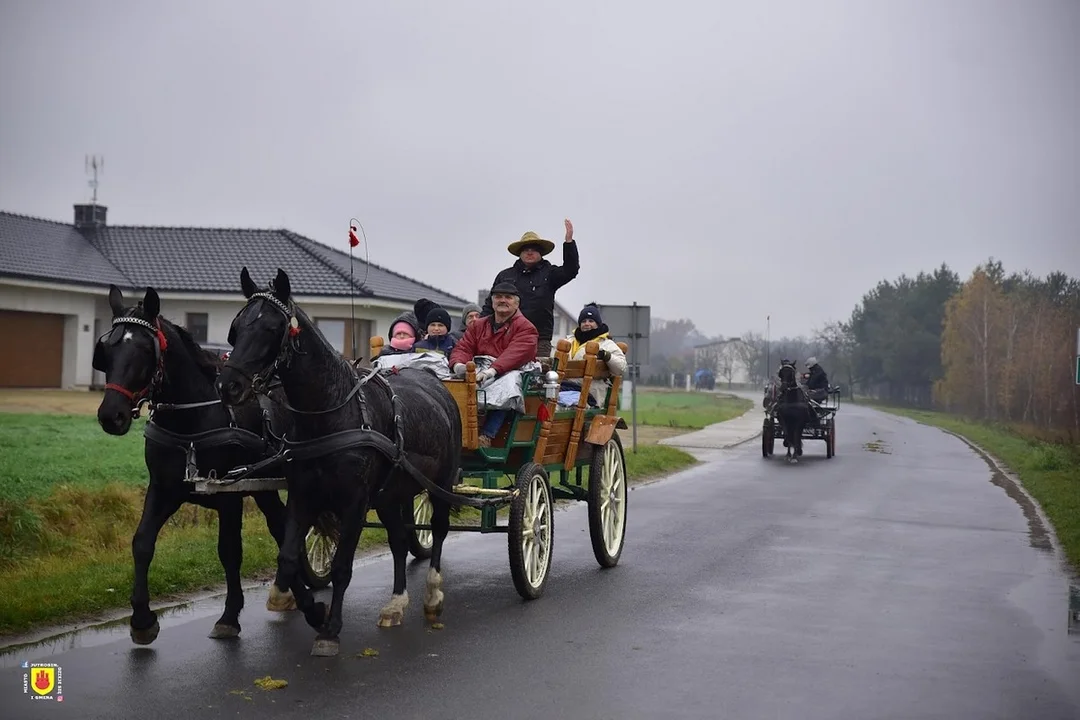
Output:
top-left (368, 335), bottom-right (630, 600)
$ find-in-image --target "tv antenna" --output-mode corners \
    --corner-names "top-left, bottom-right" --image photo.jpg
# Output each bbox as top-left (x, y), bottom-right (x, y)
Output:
top-left (85, 155), bottom-right (104, 204)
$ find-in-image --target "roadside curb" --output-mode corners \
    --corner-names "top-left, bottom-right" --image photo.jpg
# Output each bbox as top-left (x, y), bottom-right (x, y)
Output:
top-left (936, 428), bottom-right (1073, 576)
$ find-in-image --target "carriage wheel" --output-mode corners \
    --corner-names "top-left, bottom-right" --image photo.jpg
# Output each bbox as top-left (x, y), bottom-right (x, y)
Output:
top-left (407, 491), bottom-right (434, 560)
top-left (762, 421), bottom-right (774, 458)
top-left (588, 434), bottom-right (627, 568)
top-left (508, 462), bottom-right (554, 600)
top-left (302, 512), bottom-right (339, 590)
top-left (826, 420), bottom-right (836, 459)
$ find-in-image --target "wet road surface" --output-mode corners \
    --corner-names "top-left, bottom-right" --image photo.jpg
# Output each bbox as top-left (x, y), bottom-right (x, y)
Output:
top-left (3, 405), bottom-right (1079, 719)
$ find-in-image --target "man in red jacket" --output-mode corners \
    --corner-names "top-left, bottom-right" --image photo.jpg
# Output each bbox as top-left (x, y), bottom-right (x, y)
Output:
top-left (450, 281), bottom-right (539, 447)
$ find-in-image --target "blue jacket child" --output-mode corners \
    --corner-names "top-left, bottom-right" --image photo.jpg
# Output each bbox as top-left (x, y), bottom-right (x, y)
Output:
top-left (412, 299), bottom-right (458, 357)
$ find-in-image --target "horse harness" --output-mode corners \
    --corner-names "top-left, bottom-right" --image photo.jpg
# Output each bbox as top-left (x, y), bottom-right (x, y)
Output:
top-left (95, 312), bottom-right (280, 467)
top-left (224, 290), bottom-right (498, 510)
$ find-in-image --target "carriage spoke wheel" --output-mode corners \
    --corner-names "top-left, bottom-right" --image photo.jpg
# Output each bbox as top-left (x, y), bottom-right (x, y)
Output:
top-left (762, 421), bottom-right (775, 458)
top-left (827, 420), bottom-right (836, 459)
top-left (588, 434), bottom-right (627, 568)
top-left (408, 491), bottom-right (434, 560)
top-left (302, 512), bottom-right (339, 590)
top-left (508, 462), bottom-right (553, 600)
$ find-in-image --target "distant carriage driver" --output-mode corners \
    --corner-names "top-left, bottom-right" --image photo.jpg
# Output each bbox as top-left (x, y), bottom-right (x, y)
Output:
top-left (804, 356), bottom-right (830, 403)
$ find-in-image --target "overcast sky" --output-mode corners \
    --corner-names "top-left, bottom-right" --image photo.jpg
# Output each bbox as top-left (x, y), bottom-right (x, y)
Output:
top-left (1, 0), bottom-right (1077, 339)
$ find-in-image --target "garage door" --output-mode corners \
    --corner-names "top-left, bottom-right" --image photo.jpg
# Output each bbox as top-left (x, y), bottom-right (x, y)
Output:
top-left (0, 310), bottom-right (65, 387)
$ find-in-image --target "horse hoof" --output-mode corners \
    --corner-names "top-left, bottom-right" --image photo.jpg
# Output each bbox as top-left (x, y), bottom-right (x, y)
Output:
top-left (266, 585), bottom-right (297, 612)
top-left (423, 603), bottom-right (443, 622)
top-left (130, 620), bottom-right (160, 646)
top-left (310, 638), bottom-right (339, 657)
top-left (377, 611), bottom-right (404, 628)
top-left (208, 623), bottom-right (240, 639)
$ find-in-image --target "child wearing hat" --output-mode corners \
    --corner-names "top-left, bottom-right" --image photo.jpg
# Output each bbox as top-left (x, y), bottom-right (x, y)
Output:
top-left (413, 299), bottom-right (458, 356)
top-left (553, 302), bottom-right (627, 406)
top-left (379, 311), bottom-right (422, 356)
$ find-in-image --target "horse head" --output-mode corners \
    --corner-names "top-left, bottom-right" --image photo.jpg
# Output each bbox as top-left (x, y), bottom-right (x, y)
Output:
top-left (216, 267), bottom-right (299, 406)
top-left (94, 285), bottom-right (167, 435)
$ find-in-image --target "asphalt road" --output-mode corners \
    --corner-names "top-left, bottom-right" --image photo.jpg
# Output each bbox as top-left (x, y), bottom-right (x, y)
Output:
top-left (3, 404), bottom-right (1079, 720)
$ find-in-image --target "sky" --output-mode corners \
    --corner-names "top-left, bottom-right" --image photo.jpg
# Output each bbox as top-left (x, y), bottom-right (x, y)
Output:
top-left (1, 0), bottom-right (1077, 340)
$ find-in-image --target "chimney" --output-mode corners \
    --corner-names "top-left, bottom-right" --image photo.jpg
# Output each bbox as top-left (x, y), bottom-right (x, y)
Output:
top-left (74, 203), bottom-right (107, 232)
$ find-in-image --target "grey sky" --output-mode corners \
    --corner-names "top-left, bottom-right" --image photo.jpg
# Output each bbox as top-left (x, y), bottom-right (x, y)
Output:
top-left (1, 0), bottom-right (1077, 340)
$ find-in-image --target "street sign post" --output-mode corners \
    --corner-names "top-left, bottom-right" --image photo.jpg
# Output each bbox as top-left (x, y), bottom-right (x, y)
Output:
top-left (1075, 355), bottom-right (1080, 386)
top-left (596, 303), bottom-right (651, 453)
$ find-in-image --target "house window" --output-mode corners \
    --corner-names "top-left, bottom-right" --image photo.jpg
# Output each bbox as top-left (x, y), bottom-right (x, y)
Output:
top-left (315, 318), bottom-right (373, 363)
top-left (186, 313), bottom-right (209, 343)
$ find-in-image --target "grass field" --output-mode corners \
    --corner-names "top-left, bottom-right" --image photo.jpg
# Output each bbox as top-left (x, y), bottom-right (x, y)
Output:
top-left (865, 402), bottom-right (1080, 572)
top-left (0, 388), bottom-right (729, 637)
top-left (630, 390), bottom-right (752, 429)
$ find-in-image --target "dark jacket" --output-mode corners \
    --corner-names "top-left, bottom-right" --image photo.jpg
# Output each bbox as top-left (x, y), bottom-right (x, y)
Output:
top-left (414, 333), bottom-right (457, 356)
top-left (449, 310), bottom-right (539, 375)
top-left (806, 363), bottom-right (829, 391)
top-left (481, 242), bottom-right (579, 343)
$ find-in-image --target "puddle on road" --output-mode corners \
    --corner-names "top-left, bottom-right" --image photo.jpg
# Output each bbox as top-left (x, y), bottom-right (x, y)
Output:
top-left (1071, 584), bottom-right (1080, 636)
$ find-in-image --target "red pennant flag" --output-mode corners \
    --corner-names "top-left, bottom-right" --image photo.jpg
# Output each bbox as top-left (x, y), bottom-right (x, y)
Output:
top-left (349, 225), bottom-right (360, 248)
top-left (537, 402), bottom-right (551, 423)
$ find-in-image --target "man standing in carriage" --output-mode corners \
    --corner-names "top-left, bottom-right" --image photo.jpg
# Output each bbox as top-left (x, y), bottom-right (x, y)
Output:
top-left (481, 218), bottom-right (579, 357)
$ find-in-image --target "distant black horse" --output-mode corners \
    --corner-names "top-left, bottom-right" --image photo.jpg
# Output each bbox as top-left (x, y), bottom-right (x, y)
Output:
top-left (94, 285), bottom-right (297, 645)
top-left (215, 267), bottom-right (463, 657)
top-left (773, 364), bottom-right (810, 464)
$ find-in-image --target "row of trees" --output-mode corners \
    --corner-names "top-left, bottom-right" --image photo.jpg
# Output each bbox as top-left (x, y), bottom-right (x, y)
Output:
top-left (643, 258), bottom-right (1080, 438)
top-left (816, 259), bottom-right (1079, 438)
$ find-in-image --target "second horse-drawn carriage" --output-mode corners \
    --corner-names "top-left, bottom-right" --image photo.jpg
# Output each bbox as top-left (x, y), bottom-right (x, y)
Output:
top-left (761, 378), bottom-right (840, 460)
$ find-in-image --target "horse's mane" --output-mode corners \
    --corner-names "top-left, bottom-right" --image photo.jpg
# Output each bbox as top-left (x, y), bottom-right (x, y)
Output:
top-left (159, 316), bottom-right (223, 384)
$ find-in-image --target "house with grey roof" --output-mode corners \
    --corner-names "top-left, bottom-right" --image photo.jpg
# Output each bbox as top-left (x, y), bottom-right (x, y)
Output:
top-left (0, 203), bottom-right (470, 389)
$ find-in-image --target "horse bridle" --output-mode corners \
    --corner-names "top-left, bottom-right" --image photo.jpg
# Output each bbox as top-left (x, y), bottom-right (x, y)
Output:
top-left (226, 290), bottom-right (384, 422)
top-left (95, 315), bottom-right (168, 406)
top-left (224, 291), bottom-right (302, 396)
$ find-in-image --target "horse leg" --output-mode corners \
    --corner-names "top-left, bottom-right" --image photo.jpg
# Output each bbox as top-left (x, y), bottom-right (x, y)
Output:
top-left (209, 496), bottom-right (245, 639)
top-left (272, 493), bottom-right (322, 631)
top-left (424, 491), bottom-right (452, 623)
top-left (252, 490), bottom-right (296, 612)
top-left (311, 504), bottom-right (366, 657)
top-left (375, 499), bottom-right (411, 629)
top-left (129, 484), bottom-right (184, 645)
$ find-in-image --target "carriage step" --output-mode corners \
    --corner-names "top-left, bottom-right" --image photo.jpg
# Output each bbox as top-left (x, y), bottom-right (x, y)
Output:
top-left (189, 477), bottom-right (288, 494)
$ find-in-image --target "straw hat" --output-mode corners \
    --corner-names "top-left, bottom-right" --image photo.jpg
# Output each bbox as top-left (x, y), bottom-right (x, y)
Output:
top-left (507, 231), bottom-right (555, 257)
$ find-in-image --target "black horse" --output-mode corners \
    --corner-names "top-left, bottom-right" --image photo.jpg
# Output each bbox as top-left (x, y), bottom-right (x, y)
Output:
top-left (94, 285), bottom-right (297, 645)
top-left (773, 363), bottom-right (810, 464)
top-left (215, 267), bottom-right (463, 657)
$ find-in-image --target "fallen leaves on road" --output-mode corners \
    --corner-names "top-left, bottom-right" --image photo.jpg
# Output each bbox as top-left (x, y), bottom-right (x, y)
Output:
top-left (253, 676), bottom-right (288, 690)
top-left (356, 647), bottom-right (380, 658)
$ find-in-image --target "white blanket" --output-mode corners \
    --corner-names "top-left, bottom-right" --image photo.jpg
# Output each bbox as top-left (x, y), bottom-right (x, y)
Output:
top-left (373, 351), bottom-right (451, 379)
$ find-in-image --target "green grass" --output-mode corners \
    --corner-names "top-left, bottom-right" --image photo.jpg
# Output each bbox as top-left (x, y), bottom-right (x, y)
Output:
top-left (0, 413), bottom-right (697, 637)
top-left (867, 403), bottom-right (1080, 572)
top-left (623, 442), bottom-right (698, 480)
top-left (632, 391), bottom-right (752, 429)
